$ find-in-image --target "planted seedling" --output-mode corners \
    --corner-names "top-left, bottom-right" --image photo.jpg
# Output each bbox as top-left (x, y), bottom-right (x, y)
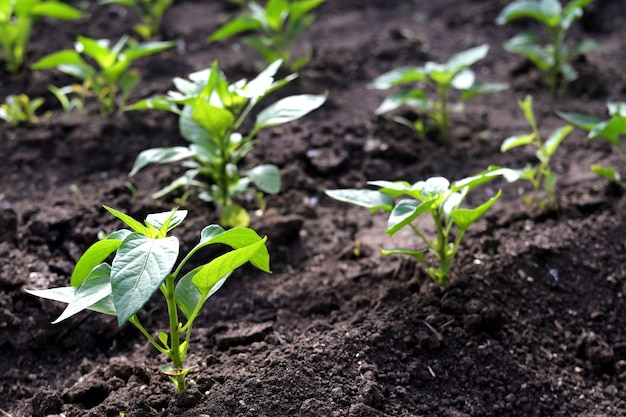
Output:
top-left (31, 35), bottom-right (176, 116)
top-left (496, 0), bottom-right (601, 96)
top-left (368, 44), bottom-right (507, 141)
top-left (128, 59), bottom-right (326, 227)
top-left (208, 0), bottom-right (326, 71)
top-left (0, 0), bottom-right (82, 73)
top-left (326, 167), bottom-right (507, 287)
top-left (501, 95), bottom-right (572, 211)
top-left (0, 93), bottom-right (49, 126)
top-left (558, 102), bottom-right (626, 189)
top-left (100, 0), bottom-right (172, 40)
top-left (26, 206), bottom-right (270, 393)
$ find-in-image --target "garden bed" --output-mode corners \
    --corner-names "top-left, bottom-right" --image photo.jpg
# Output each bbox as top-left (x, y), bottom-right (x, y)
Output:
top-left (2, 0), bottom-right (626, 416)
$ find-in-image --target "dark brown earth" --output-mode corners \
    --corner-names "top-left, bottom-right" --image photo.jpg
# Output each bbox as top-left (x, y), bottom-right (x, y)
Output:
top-left (3, 0), bottom-right (626, 416)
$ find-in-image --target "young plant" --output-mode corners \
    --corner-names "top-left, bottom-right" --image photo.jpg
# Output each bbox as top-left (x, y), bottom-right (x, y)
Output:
top-left (326, 168), bottom-right (506, 287)
top-left (100, 0), bottom-right (172, 40)
top-left (558, 102), bottom-right (626, 189)
top-left (31, 35), bottom-right (176, 116)
top-left (501, 95), bottom-right (572, 211)
top-left (128, 59), bottom-right (326, 227)
top-left (496, 0), bottom-right (601, 96)
top-left (0, 0), bottom-right (82, 73)
top-left (208, 0), bottom-right (326, 71)
top-left (0, 93), bottom-right (49, 126)
top-left (368, 44), bottom-right (507, 140)
top-left (25, 206), bottom-right (270, 393)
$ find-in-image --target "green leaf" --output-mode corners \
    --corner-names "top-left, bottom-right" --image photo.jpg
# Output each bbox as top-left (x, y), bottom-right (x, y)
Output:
top-left (451, 190), bottom-right (502, 231)
top-left (373, 88), bottom-right (428, 115)
top-left (460, 81), bottom-right (508, 101)
top-left (496, 0), bottom-right (559, 27)
top-left (129, 147), bottom-right (195, 176)
top-left (451, 68), bottom-right (476, 90)
top-left (501, 133), bottom-right (536, 152)
top-left (175, 267), bottom-right (230, 319)
top-left (445, 44), bottom-right (489, 73)
top-left (325, 189), bottom-right (395, 211)
top-left (30, 2), bottom-right (82, 19)
top-left (104, 206), bottom-right (151, 236)
top-left (31, 49), bottom-right (85, 70)
top-left (70, 236), bottom-right (127, 287)
top-left (192, 100), bottom-right (235, 140)
top-left (208, 15), bottom-right (263, 42)
top-left (588, 117), bottom-right (626, 146)
top-left (245, 164), bottom-right (281, 194)
top-left (127, 96), bottom-right (181, 113)
top-left (192, 237), bottom-right (268, 295)
top-left (380, 247), bottom-right (427, 262)
top-left (255, 94), bottom-right (326, 129)
top-left (111, 233), bottom-right (179, 325)
top-left (590, 164), bottom-right (621, 183)
top-left (368, 66), bottom-right (427, 89)
top-left (452, 166), bottom-right (519, 191)
top-left (53, 264), bottom-right (113, 323)
top-left (221, 203), bottom-right (251, 227)
top-left (145, 210), bottom-right (188, 232)
top-left (124, 40), bottom-right (177, 62)
top-left (386, 199), bottom-right (436, 236)
top-left (542, 125), bottom-right (572, 157)
top-left (556, 111), bottom-right (602, 131)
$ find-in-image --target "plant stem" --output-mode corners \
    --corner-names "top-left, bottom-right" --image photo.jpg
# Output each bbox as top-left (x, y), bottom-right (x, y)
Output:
top-left (164, 274), bottom-right (186, 393)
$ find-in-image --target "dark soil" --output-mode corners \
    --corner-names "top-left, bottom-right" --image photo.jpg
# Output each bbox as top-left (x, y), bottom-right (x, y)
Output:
top-left (3, 0), bottom-right (626, 416)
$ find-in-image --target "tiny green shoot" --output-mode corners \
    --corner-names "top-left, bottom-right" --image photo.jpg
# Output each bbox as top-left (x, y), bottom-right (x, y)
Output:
top-left (501, 95), bottom-right (572, 211)
top-left (128, 59), bottom-right (326, 227)
top-left (31, 35), bottom-right (176, 116)
top-left (326, 167), bottom-right (507, 287)
top-left (496, 0), bottom-right (601, 96)
top-left (0, 93), bottom-right (49, 126)
top-left (26, 206), bottom-right (270, 393)
top-left (208, 0), bottom-right (326, 71)
top-left (100, 0), bottom-right (172, 40)
top-left (558, 102), bottom-right (626, 190)
top-left (0, 0), bottom-right (83, 73)
top-left (368, 44), bottom-right (507, 140)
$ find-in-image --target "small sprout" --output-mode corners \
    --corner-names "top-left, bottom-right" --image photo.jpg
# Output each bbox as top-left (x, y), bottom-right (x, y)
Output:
top-left (496, 0), bottom-right (601, 96)
top-left (326, 167), bottom-right (507, 287)
top-left (0, 0), bottom-right (83, 73)
top-left (558, 102), bottom-right (626, 190)
top-left (100, 0), bottom-right (173, 40)
top-left (208, 0), bottom-right (326, 71)
top-left (0, 94), bottom-right (50, 126)
top-left (368, 44), bottom-right (508, 141)
top-left (501, 95), bottom-right (573, 211)
top-left (26, 206), bottom-right (271, 393)
top-left (32, 35), bottom-right (176, 116)
top-left (128, 59), bottom-right (326, 227)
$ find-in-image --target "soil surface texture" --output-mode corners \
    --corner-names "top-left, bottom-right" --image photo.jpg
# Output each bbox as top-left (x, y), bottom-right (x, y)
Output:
top-left (3, 0), bottom-right (626, 416)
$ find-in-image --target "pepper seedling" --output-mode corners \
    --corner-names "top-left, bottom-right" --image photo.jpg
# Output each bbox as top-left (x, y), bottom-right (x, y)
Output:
top-left (368, 44), bottom-right (508, 140)
top-left (0, 93), bottom-right (50, 126)
top-left (501, 95), bottom-right (572, 211)
top-left (208, 0), bottom-right (326, 71)
top-left (0, 0), bottom-right (82, 73)
top-left (326, 167), bottom-right (508, 287)
top-left (496, 0), bottom-right (601, 96)
top-left (26, 206), bottom-right (270, 393)
top-left (31, 35), bottom-right (176, 116)
top-left (100, 0), bottom-right (172, 40)
top-left (128, 59), bottom-right (326, 227)
top-left (558, 102), bottom-right (626, 190)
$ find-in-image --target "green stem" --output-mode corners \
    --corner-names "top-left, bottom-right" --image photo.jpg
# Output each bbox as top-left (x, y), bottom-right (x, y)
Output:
top-left (164, 274), bottom-right (186, 393)
top-left (129, 315), bottom-right (169, 355)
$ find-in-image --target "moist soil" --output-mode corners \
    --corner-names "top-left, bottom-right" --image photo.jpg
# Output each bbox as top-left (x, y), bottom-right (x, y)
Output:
top-left (2, 0), bottom-right (626, 416)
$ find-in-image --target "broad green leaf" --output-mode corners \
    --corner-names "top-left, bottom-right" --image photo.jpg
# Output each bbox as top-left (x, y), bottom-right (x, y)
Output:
top-left (451, 190), bottom-right (502, 231)
top-left (590, 164), bottom-right (621, 183)
top-left (452, 166), bottom-right (519, 191)
top-left (31, 2), bottom-right (82, 19)
top-left (104, 206), bottom-right (151, 236)
top-left (413, 177), bottom-right (450, 201)
top-left (451, 68), bottom-right (475, 90)
top-left (192, 237), bottom-right (268, 295)
top-left (240, 59), bottom-right (282, 100)
top-left (325, 189), bottom-right (394, 211)
top-left (501, 133), bottom-right (536, 152)
top-left (368, 66), bottom-right (427, 89)
top-left (127, 97), bottom-right (181, 113)
top-left (460, 82), bottom-right (508, 101)
top-left (180, 107), bottom-right (214, 145)
top-left (111, 233), bottom-right (179, 325)
top-left (504, 33), bottom-right (551, 71)
top-left (31, 50), bottom-right (85, 70)
top-left (556, 111), bottom-right (602, 131)
top-left (244, 164), bottom-right (281, 194)
top-left (373, 88), bottom-right (427, 115)
top-left (208, 15), bottom-right (263, 41)
top-left (76, 36), bottom-right (115, 70)
top-left (129, 147), bottom-right (195, 176)
top-left (368, 180), bottom-right (413, 198)
top-left (290, 0), bottom-right (325, 22)
top-left (25, 284), bottom-right (116, 319)
top-left (145, 210), bottom-right (188, 232)
top-left (496, 0), bottom-right (559, 27)
top-left (70, 236), bottom-right (125, 287)
top-left (574, 39), bottom-right (601, 56)
top-left (124, 40), bottom-right (177, 62)
top-left (588, 117), bottom-right (626, 146)
top-left (445, 44), bottom-right (489, 73)
top-left (386, 199), bottom-right (436, 236)
top-left (221, 203), bottom-right (251, 227)
top-left (192, 100), bottom-right (235, 140)
top-left (255, 94), bottom-right (326, 129)
top-left (53, 264), bottom-right (113, 323)
top-left (175, 267), bottom-right (230, 319)
top-left (542, 125), bottom-right (572, 157)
